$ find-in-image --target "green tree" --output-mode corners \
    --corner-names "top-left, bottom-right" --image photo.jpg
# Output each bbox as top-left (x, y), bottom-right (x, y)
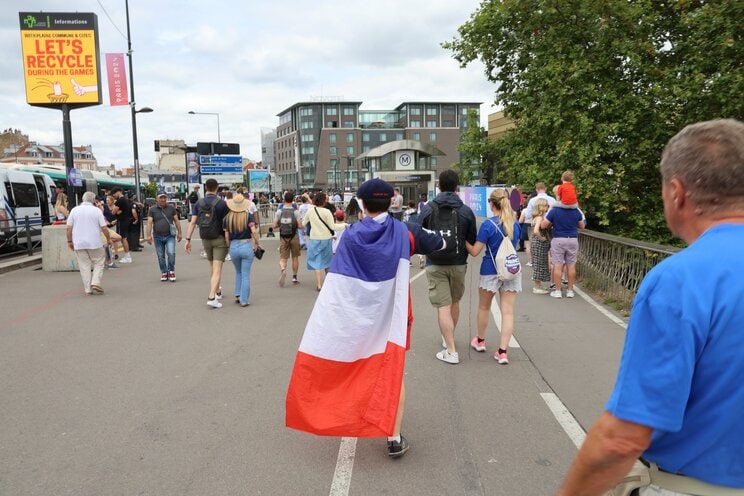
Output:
top-left (143, 182), bottom-right (158, 199)
top-left (443, 0), bottom-right (743, 242)
top-left (454, 109), bottom-right (500, 185)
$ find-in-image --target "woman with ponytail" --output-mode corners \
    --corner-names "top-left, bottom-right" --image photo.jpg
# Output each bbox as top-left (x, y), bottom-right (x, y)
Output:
top-left (465, 188), bottom-right (522, 364)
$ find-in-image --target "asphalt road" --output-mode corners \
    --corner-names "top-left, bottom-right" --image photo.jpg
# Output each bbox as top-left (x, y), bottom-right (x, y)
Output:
top-left (0, 224), bottom-right (628, 496)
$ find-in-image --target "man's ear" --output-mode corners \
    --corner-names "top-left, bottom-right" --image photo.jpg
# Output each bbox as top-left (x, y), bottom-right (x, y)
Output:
top-left (669, 178), bottom-right (686, 209)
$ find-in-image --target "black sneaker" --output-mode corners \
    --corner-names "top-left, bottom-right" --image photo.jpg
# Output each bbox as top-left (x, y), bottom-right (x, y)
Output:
top-left (549, 283), bottom-right (556, 290)
top-left (387, 435), bottom-right (410, 458)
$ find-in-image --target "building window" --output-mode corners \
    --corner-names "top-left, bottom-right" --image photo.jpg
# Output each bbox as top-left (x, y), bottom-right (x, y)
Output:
top-left (301, 134), bottom-right (313, 142)
top-left (326, 121), bottom-right (338, 128)
top-left (429, 132), bottom-right (437, 141)
top-left (346, 146), bottom-right (354, 155)
top-left (362, 133), bottom-right (370, 142)
top-left (326, 108), bottom-right (338, 115)
top-left (329, 133), bottom-right (337, 143)
top-left (410, 108), bottom-right (421, 116)
top-left (413, 132), bottom-right (421, 141)
top-left (346, 133), bottom-right (354, 143)
top-left (379, 133), bottom-right (387, 141)
top-left (431, 157), bottom-right (438, 166)
top-left (426, 108), bottom-right (438, 115)
top-left (363, 146), bottom-right (370, 153)
top-left (329, 146), bottom-right (337, 156)
top-left (410, 121), bottom-right (421, 128)
top-left (343, 107), bottom-right (355, 116)
top-left (301, 146), bottom-right (314, 154)
top-left (342, 121), bottom-right (354, 128)
top-left (395, 132), bottom-right (404, 140)
top-left (427, 121), bottom-right (437, 128)
top-left (301, 121), bottom-right (313, 129)
top-left (300, 108), bottom-right (313, 116)
top-left (443, 120), bottom-right (454, 127)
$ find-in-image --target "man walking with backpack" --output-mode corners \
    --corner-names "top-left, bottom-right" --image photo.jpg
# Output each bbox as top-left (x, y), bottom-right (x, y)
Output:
top-left (419, 170), bottom-right (477, 364)
top-left (273, 191), bottom-right (303, 286)
top-left (184, 178), bottom-right (229, 308)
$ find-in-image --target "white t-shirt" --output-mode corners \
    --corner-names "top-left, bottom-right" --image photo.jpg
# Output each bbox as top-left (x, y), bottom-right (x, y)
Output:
top-left (390, 194), bottom-right (404, 213)
top-left (67, 202), bottom-right (107, 249)
top-left (524, 192), bottom-right (556, 222)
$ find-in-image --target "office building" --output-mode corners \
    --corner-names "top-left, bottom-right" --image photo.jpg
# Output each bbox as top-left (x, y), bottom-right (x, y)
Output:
top-left (273, 100), bottom-right (480, 199)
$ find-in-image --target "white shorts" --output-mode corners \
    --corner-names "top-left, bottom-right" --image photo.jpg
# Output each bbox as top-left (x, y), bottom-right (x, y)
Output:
top-left (478, 274), bottom-right (522, 294)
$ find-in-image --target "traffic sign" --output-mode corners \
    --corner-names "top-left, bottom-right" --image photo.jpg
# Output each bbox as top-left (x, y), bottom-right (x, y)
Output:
top-left (198, 155), bottom-right (242, 165)
top-left (200, 166), bottom-right (243, 174)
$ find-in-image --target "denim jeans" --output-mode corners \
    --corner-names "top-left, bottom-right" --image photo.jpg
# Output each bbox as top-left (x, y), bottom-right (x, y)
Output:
top-left (153, 234), bottom-right (176, 273)
top-left (230, 239), bottom-right (255, 305)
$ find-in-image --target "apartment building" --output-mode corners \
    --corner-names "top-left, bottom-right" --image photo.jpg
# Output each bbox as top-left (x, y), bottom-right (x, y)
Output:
top-left (1, 142), bottom-right (98, 170)
top-left (273, 100), bottom-right (480, 195)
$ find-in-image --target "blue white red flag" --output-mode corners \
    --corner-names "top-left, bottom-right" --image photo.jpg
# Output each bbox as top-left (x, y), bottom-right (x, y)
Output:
top-left (286, 216), bottom-right (411, 437)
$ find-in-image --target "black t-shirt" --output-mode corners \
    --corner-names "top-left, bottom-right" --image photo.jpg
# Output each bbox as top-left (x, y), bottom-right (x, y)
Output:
top-left (115, 197), bottom-right (133, 223)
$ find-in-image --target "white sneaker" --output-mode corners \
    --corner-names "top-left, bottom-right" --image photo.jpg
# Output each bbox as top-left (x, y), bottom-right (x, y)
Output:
top-left (207, 298), bottom-right (222, 308)
top-left (436, 349), bottom-right (460, 364)
top-left (532, 287), bottom-right (549, 294)
top-left (215, 287), bottom-right (223, 300)
top-left (550, 290), bottom-right (563, 298)
top-left (526, 262), bottom-right (533, 267)
top-left (566, 290), bottom-right (575, 298)
top-left (119, 254), bottom-right (132, 263)
top-left (225, 254), bottom-right (231, 261)
top-left (200, 251), bottom-right (207, 258)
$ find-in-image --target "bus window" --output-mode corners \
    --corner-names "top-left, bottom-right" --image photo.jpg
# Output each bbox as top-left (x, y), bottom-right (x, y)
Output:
top-left (11, 182), bottom-right (40, 207)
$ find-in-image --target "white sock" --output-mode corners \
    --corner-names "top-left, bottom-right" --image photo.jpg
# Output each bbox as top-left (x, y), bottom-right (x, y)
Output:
top-left (387, 435), bottom-right (400, 443)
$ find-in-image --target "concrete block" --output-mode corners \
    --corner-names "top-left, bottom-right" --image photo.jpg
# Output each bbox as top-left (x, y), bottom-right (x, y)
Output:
top-left (42, 225), bottom-right (78, 272)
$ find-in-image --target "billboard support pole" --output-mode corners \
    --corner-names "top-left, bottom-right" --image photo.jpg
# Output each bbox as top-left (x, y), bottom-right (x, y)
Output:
top-left (61, 104), bottom-right (77, 207)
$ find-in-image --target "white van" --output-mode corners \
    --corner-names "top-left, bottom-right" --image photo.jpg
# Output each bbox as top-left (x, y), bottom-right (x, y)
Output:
top-left (0, 168), bottom-right (56, 248)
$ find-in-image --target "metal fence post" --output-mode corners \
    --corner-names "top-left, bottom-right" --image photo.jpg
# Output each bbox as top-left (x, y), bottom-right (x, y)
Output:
top-left (25, 216), bottom-right (33, 256)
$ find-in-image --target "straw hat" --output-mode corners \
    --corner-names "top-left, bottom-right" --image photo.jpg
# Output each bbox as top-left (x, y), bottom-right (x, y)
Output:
top-left (227, 193), bottom-right (250, 213)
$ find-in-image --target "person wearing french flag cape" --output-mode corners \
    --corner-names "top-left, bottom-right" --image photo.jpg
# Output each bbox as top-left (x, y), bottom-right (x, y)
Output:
top-left (286, 178), bottom-right (444, 458)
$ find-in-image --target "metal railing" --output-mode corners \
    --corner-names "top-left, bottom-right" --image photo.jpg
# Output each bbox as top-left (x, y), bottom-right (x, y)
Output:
top-left (0, 215), bottom-right (46, 258)
top-left (576, 230), bottom-right (681, 314)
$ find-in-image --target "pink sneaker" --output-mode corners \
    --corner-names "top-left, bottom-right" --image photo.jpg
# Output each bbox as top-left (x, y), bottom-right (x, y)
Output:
top-left (495, 351), bottom-right (509, 364)
top-left (470, 336), bottom-right (486, 352)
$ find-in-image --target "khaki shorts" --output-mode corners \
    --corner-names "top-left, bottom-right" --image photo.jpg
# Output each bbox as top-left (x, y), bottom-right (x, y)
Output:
top-left (426, 264), bottom-right (468, 307)
top-left (202, 237), bottom-right (228, 262)
top-left (279, 234), bottom-right (301, 259)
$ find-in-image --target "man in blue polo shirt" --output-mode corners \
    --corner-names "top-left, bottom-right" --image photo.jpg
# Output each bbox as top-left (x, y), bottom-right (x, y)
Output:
top-left (557, 119), bottom-right (744, 495)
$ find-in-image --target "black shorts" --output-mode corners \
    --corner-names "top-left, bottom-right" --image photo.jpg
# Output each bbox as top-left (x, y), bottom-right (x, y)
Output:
top-left (118, 220), bottom-right (131, 236)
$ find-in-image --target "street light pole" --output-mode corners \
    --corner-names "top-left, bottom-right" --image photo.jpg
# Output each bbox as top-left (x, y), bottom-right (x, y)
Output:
top-left (125, 0), bottom-right (152, 202)
top-left (188, 111), bottom-right (221, 143)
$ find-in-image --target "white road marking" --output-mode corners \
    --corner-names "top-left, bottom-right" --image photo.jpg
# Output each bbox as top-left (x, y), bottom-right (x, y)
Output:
top-left (329, 437), bottom-right (357, 496)
top-left (540, 393), bottom-right (586, 449)
top-left (573, 285), bottom-right (628, 329)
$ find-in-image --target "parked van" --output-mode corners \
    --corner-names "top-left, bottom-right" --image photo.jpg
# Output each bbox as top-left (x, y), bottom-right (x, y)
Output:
top-left (0, 168), bottom-right (56, 248)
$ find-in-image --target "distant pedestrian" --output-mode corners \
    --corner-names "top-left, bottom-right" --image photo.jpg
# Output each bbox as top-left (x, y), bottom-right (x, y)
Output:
top-left (557, 118), bottom-right (744, 495)
top-left (54, 186), bottom-right (68, 220)
top-left (389, 187), bottom-right (404, 220)
top-left (273, 191), bottom-right (303, 287)
top-left (303, 192), bottom-right (346, 291)
top-left (145, 193), bottom-right (182, 282)
top-left (465, 188), bottom-right (521, 364)
top-left (419, 170), bottom-right (477, 364)
top-left (110, 188), bottom-right (133, 263)
top-left (540, 186), bottom-right (585, 298)
top-left (345, 197), bottom-right (363, 225)
top-left (529, 198), bottom-right (551, 294)
top-left (184, 178), bottom-right (229, 308)
top-left (66, 191), bottom-right (112, 295)
top-left (224, 193), bottom-right (260, 307)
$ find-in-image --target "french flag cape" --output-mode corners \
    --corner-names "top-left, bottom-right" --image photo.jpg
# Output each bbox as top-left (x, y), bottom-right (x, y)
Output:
top-left (286, 215), bottom-right (412, 437)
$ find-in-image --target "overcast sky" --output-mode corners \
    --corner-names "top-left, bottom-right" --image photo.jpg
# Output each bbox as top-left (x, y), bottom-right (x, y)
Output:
top-left (2, 0), bottom-right (497, 168)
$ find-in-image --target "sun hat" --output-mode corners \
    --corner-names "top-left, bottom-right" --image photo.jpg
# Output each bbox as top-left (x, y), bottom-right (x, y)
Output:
top-left (227, 193), bottom-right (250, 212)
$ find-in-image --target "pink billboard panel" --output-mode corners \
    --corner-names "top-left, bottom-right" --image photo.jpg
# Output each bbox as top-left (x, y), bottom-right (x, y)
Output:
top-left (105, 53), bottom-right (128, 106)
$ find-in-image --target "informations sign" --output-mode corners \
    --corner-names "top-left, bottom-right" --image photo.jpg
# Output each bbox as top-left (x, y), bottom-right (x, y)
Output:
top-left (19, 12), bottom-right (102, 108)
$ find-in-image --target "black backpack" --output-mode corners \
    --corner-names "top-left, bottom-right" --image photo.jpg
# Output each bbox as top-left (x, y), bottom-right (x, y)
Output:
top-left (188, 191), bottom-right (199, 205)
top-left (426, 202), bottom-right (463, 265)
top-left (279, 206), bottom-right (298, 238)
top-left (196, 197), bottom-right (223, 240)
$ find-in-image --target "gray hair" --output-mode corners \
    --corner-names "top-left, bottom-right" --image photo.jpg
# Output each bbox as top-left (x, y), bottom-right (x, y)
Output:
top-left (660, 119), bottom-right (744, 211)
top-left (82, 191), bottom-right (96, 203)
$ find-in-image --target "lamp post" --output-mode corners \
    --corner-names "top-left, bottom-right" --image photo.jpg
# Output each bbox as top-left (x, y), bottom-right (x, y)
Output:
top-left (125, 0), bottom-right (153, 202)
top-left (188, 111), bottom-right (221, 143)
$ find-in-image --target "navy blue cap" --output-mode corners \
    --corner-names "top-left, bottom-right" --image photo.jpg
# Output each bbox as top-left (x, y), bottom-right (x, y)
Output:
top-left (357, 178), bottom-right (394, 200)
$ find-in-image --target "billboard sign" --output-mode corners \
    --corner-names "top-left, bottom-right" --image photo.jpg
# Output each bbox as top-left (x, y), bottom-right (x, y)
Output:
top-left (19, 12), bottom-right (102, 108)
top-left (105, 53), bottom-right (127, 106)
top-left (249, 170), bottom-right (270, 193)
top-left (198, 155), bottom-right (242, 165)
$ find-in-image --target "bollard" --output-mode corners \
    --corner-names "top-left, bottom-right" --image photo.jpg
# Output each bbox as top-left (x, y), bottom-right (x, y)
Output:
top-left (25, 216), bottom-right (33, 256)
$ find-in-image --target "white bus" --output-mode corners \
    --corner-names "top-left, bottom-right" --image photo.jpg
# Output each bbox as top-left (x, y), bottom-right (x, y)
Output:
top-left (0, 168), bottom-right (56, 248)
